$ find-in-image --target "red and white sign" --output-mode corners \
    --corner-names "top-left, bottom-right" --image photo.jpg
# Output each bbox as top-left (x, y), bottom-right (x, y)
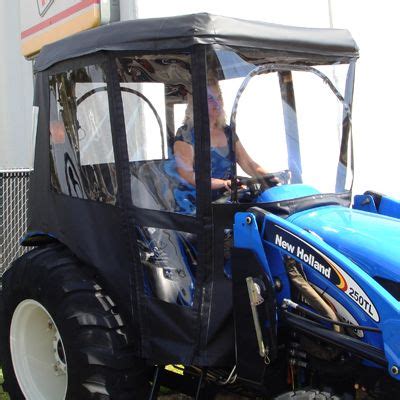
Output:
top-left (20, 0), bottom-right (120, 58)
top-left (36, 0), bottom-right (55, 17)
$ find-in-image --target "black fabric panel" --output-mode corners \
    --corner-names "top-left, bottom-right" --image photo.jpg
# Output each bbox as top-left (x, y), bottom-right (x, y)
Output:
top-left (110, 48), bottom-right (206, 362)
top-left (192, 48), bottom-right (212, 220)
top-left (28, 63), bottom-right (141, 353)
top-left (198, 225), bottom-right (235, 366)
top-left (105, 56), bottom-right (144, 354)
top-left (141, 297), bottom-right (198, 364)
top-left (27, 193), bottom-right (137, 334)
top-left (34, 13), bottom-right (359, 72)
top-left (43, 53), bottom-right (109, 76)
top-left (29, 73), bottom-right (50, 212)
top-left (191, 46), bottom-right (215, 362)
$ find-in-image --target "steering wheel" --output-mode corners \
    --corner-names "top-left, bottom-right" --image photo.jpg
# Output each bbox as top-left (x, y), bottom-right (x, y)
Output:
top-left (213, 170), bottom-right (291, 204)
top-left (236, 169), bottom-right (291, 198)
top-left (213, 185), bottom-right (253, 204)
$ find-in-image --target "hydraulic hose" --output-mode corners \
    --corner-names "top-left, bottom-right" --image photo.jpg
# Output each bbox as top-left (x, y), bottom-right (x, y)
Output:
top-left (284, 256), bottom-right (341, 332)
top-left (282, 299), bottom-right (381, 333)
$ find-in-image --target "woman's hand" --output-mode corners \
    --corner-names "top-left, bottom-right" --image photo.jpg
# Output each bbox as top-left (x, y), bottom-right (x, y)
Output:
top-left (223, 180), bottom-right (232, 191)
top-left (211, 178), bottom-right (232, 191)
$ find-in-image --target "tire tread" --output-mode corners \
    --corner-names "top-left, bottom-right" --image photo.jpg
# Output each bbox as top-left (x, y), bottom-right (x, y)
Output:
top-left (0, 244), bottom-right (149, 400)
top-left (274, 389), bottom-right (342, 400)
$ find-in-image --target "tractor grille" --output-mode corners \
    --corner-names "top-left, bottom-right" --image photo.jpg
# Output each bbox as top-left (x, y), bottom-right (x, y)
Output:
top-left (375, 276), bottom-right (400, 301)
top-left (0, 170), bottom-right (31, 278)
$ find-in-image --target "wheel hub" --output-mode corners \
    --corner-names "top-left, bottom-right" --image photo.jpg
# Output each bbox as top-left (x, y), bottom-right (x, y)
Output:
top-left (10, 299), bottom-right (68, 400)
top-left (51, 322), bottom-right (67, 376)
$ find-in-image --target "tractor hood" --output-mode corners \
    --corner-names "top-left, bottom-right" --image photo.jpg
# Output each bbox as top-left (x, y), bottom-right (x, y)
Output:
top-left (287, 205), bottom-right (400, 282)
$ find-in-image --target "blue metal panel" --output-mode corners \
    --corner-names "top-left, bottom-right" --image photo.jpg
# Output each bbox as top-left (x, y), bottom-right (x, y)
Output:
top-left (235, 206), bottom-right (400, 380)
top-left (354, 193), bottom-right (400, 219)
top-left (287, 205), bottom-right (400, 281)
top-left (233, 212), bottom-right (274, 284)
top-left (353, 194), bottom-right (378, 213)
top-left (379, 196), bottom-right (400, 219)
top-left (256, 184), bottom-right (320, 203)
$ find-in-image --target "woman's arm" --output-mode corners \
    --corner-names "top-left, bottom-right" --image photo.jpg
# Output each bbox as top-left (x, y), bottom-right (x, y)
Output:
top-left (174, 141), bottom-right (196, 185)
top-left (174, 141), bottom-right (232, 190)
top-left (235, 140), bottom-right (269, 176)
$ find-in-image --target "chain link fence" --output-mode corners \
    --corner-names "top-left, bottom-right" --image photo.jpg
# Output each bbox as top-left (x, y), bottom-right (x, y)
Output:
top-left (0, 170), bottom-right (31, 278)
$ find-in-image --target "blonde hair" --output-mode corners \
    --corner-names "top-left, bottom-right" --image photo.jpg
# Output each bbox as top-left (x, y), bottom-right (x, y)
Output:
top-left (183, 80), bottom-right (226, 129)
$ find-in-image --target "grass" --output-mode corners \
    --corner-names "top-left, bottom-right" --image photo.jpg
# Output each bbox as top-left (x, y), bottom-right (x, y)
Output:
top-left (0, 368), bottom-right (10, 400)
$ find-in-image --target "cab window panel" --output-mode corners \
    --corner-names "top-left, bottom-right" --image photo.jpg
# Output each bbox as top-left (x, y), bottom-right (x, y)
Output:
top-left (316, 64), bottom-right (349, 98)
top-left (209, 48), bottom-right (352, 199)
top-left (116, 55), bottom-right (195, 215)
top-left (292, 69), bottom-right (348, 193)
top-left (224, 74), bottom-right (289, 175)
top-left (207, 49), bottom-right (289, 205)
top-left (49, 81), bottom-right (63, 194)
top-left (172, 103), bottom-right (187, 134)
top-left (120, 82), bottom-right (167, 162)
top-left (313, 63), bottom-right (352, 192)
top-left (49, 64), bottom-right (117, 204)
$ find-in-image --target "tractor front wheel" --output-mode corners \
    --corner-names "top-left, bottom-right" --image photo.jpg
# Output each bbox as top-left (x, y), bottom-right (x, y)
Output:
top-left (274, 389), bottom-right (343, 400)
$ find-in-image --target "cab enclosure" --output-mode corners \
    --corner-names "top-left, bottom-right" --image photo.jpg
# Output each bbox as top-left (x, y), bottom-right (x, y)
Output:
top-left (26, 13), bottom-right (358, 369)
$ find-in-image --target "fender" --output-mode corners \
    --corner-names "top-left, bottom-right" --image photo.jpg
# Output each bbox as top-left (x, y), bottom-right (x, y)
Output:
top-left (20, 231), bottom-right (59, 246)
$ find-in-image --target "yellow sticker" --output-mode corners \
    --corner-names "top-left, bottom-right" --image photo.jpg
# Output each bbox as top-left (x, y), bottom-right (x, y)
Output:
top-left (165, 365), bottom-right (185, 375)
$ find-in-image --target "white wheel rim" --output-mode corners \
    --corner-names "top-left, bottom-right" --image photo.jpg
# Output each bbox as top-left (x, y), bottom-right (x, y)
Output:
top-left (10, 299), bottom-right (68, 400)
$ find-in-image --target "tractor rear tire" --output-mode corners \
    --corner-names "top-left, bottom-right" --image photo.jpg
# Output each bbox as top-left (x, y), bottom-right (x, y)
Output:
top-left (0, 243), bottom-right (149, 400)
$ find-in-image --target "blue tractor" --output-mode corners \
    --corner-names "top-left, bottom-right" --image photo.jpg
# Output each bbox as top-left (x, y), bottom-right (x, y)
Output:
top-left (1, 13), bottom-right (399, 400)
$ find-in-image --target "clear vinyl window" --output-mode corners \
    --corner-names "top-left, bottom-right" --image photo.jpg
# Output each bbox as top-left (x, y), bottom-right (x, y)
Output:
top-left (49, 64), bottom-right (117, 204)
top-left (206, 48), bottom-right (352, 204)
top-left (116, 55), bottom-right (195, 215)
top-left (137, 225), bottom-right (197, 307)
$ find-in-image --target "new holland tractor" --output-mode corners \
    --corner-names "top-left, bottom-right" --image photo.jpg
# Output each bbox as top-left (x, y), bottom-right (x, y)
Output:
top-left (1, 13), bottom-right (400, 400)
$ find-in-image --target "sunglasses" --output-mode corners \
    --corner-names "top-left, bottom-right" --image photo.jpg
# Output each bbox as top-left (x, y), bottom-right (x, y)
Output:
top-left (207, 91), bottom-right (221, 110)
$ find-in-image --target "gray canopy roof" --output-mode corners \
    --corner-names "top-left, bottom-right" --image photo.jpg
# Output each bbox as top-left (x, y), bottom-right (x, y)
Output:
top-left (34, 13), bottom-right (359, 72)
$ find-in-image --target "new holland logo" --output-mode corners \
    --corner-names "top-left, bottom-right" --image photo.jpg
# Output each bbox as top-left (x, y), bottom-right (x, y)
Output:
top-left (37, 0), bottom-right (55, 17)
top-left (266, 223), bottom-right (380, 322)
